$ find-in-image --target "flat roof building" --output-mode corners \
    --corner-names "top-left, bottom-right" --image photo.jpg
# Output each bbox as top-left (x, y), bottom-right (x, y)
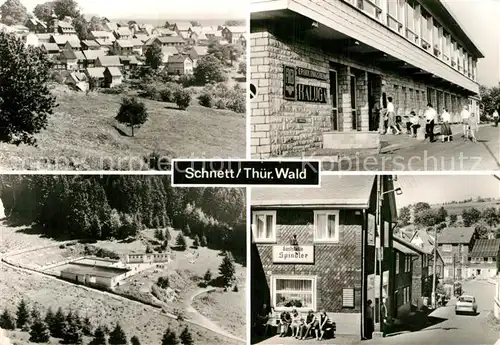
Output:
top-left (250, 0), bottom-right (484, 158)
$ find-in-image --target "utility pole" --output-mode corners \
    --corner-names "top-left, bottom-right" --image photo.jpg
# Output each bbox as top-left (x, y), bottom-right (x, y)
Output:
top-left (432, 225), bottom-right (437, 308)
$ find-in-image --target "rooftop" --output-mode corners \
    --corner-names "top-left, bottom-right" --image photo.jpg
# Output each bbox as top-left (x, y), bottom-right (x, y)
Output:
top-left (86, 67), bottom-right (106, 78)
top-left (469, 239), bottom-right (500, 258)
top-left (62, 264), bottom-right (129, 279)
top-left (252, 175), bottom-right (375, 208)
top-left (438, 227), bottom-right (476, 244)
top-left (97, 55), bottom-right (122, 67)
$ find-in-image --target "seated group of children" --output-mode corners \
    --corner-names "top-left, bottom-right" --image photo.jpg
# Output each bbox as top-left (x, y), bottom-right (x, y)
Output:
top-left (277, 309), bottom-right (335, 341)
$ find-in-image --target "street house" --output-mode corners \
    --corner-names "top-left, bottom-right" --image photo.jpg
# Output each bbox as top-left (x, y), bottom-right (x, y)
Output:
top-left (25, 17), bottom-right (47, 33)
top-left (64, 40), bottom-right (81, 51)
top-left (130, 38), bottom-right (144, 55)
top-left (41, 42), bottom-right (60, 57)
top-left (83, 50), bottom-right (107, 68)
top-left (113, 39), bottom-right (134, 55)
top-left (85, 67), bottom-right (106, 87)
top-left (103, 67), bottom-right (123, 88)
top-left (468, 234), bottom-right (500, 278)
top-left (251, 175), bottom-right (398, 339)
top-left (187, 46), bottom-right (208, 62)
top-left (95, 56), bottom-right (122, 68)
top-left (222, 25), bottom-right (247, 44)
top-left (60, 50), bottom-right (78, 70)
top-left (409, 229), bottom-right (445, 281)
top-left (167, 54), bottom-right (194, 75)
top-left (89, 31), bottom-right (115, 43)
top-left (114, 27), bottom-right (133, 40)
top-left (391, 236), bottom-right (418, 320)
top-left (250, 0), bottom-right (484, 158)
top-left (57, 21), bottom-right (77, 35)
top-left (153, 36), bottom-right (186, 47)
top-left (437, 227), bottom-right (477, 280)
top-left (50, 34), bottom-right (80, 49)
top-left (81, 40), bottom-right (101, 50)
top-left (172, 22), bottom-right (192, 38)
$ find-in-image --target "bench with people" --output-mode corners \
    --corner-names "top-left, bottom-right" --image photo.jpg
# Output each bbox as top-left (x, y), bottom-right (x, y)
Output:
top-left (254, 305), bottom-right (336, 341)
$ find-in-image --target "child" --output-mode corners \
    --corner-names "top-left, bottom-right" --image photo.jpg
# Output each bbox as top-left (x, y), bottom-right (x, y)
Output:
top-left (468, 113), bottom-right (478, 143)
top-left (290, 309), bottom-right (301, 338)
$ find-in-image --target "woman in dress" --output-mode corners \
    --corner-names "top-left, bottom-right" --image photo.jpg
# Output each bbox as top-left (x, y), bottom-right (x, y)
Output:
top-left (300, 310), bottom-right (317, 340)
top-left (318, 310), bottom-right (333, 340)
top-left (290, 309), bottom-right (302, 338)
top-left (440, 108), bottom-right (452, 142)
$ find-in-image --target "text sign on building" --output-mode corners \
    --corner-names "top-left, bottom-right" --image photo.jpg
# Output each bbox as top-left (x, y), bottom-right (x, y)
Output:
top-left (272, 245), bottom-right (314, 264)
top-left (296, 67), bottom-right (328, 81)
top-left (283, 65), bottom-right (296, 100)
top-left (296, 84), bottom-right (328, 103)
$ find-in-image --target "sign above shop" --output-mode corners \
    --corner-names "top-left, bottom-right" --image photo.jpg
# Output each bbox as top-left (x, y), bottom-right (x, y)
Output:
top-left (296, 67), bottom-right (328, 81)
top-left (283, 65), bottom-right (296, 100)
top-left (272, 245), bottom-right (314, 264)
top-left (296, 84), bottom-right (327, 104)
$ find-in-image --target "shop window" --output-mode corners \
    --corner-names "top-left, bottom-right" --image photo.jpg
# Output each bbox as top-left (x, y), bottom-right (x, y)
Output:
top-left (314, 210), bottom-right (340, 243)
top-left (252, 211), bottom-right (276, 243)
top-left (272, 276), bottom-right (316, 311)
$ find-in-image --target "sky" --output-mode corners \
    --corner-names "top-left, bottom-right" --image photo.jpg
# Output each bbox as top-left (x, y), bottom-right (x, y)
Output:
top-left (19, 0), bottom-right (247, 20)
top-left (445, 0), bottom-right (500, 87)
top-left (395, 175), bottom-right (500, 207)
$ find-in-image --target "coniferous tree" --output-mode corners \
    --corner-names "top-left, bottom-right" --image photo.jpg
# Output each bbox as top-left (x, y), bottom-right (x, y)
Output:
top-left (16, 298), bottom-right (29, 329)
top-left (161, 328), bottom-right (178, 345)
top-left (179, 326), bottom-right (193, 345)
top-left (130, 335), bottom-right (141, 345)
top-left (89, 325), bottom-right (108, 345)
top-left (193, 235), bottom-right (200, 248)
top-left (62, 320), bottom-right (83, 344)
top-left (50, 307), bottom-right (66, 338)
top-left (219, 254), bottom-right (236, 287)
top-left (82, 316), bottom-right (93, 336)
top-left (204, 269), bottom-right (212, 282)
top-left (44, 307), bottom-right (54, 330)
top-left (176, 233), bottom-right (187, 251)
top-left (165, 228), bottom-right (171, 241)
top-left (200, 234), bottom-right (207, 247)
top-left (0, 309), bottom-right (16, 330)
top-left (109, 322), bottom-right (127, 345)
top-left (29, 316), bottom-right (51, 343)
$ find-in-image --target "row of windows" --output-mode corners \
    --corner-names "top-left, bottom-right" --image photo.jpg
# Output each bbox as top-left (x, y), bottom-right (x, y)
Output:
top-left (252, 210), bottom-right (340, 243)
top-left (395, 253), bottom-right (412, 274)
top-left (344, 0), bottom-right (477, 81)
top-left (470, 257), bottom-right (496, 263)
top-left (443, 255), bottom-right (467, 264)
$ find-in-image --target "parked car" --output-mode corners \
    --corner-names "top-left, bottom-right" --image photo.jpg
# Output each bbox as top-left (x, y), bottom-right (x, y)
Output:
top-left (455, 295), bottom-right (478, 315)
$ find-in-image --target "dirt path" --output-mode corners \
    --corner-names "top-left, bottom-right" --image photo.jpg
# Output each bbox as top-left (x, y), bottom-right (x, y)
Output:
top-left (183, 287), bottom-right (246, 342)
top-left (0, 246), bottom-right (245, 344)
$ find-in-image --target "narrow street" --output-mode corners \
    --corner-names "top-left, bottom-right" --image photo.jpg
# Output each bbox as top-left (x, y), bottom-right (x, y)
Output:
top-left (333, 125), bottom-right (500, 171)
top-left (362, 279), bottom-right (500, 345)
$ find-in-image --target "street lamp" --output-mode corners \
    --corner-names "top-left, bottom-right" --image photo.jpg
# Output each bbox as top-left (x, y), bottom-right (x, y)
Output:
top-left (375, 179), bottom-right (402, 337)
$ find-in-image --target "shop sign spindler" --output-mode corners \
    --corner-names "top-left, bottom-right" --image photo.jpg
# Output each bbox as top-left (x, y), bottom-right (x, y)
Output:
top-left (272, 245), bottom-right (314, 263)
top-left (283, 65), bottom-right (328, 104)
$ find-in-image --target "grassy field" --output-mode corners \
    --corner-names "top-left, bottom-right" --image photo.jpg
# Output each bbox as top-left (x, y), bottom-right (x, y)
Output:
top-left (0, 85), bottom-right (245, 170)
top-left (431, 200), bottom-right (500, 216)
top-left (0, 224), bottom-right (60, 254)
top-left (192, 287), bottom-right (246, 340)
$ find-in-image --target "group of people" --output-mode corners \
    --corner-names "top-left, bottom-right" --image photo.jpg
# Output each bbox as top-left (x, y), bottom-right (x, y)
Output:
top-left (379, 97), bottom-right (479, 143)
top-left (254, 304), bottom-right (335, 341)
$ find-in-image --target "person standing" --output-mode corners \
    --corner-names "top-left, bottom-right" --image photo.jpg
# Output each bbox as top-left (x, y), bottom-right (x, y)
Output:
top-left (424, 103), bottom-right (437, 142)
top-left (460, 105), bottom-right (471, 140)
top-left (387, 97), bottom-right (400, 135)
top-left (493, 109), bottom-right (499, 127)
top-left (440, 108), bottom-right (452, 142)
top-left (364, 300), bottom-right (374, 340)
top-left (468, 113), bottom-right (478, 143)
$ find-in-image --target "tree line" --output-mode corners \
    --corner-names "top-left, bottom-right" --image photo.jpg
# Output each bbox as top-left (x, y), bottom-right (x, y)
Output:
top-left (0, 175), bottom-right (246, 263)
top-left (0, 298), bottom-right (194, 344)
top-left (399, 201), bottom-right (500, 238)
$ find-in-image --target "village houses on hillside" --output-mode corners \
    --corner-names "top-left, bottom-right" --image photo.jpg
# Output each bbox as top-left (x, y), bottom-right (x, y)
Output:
top-left (0, 12), bottom-right (246, 91)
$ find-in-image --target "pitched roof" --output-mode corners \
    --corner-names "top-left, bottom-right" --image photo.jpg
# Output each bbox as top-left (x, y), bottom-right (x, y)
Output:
top-left (115, 27), bottom-right (132, 36)
top-left (161, 46), bottom-right (179, 54)
top-left (58, 21), bottom-right (75, 30)
top-left (393, 238), bottom-right (420, 255)
top-left (168, 54), bottom-right (192, 63)
top-left (95, 39), bottom-right (113, 46)
top-left (134, 34), bottom-right (149, 42)
top-left (115, 39), bottom-right (133, 48)
top-left (42, 43), bottom-right (60, 52)
top-left (130, 38), bottom-right (144, 47)
top-left (91, 30), bottom-right (111, 38)
top-left (224, 25), bottom-right (246, 34)
top-left (413, 229), bottom-right (435, 246)
top-left (82, 40), bottom-right (100, 48)
top-left (65, 40), bottom-right (80, 48)
top-left (174, 22), bottom-right (192, 31)
top-left (51, 34), bottom-right (79, 45)
top-left (83, 50), bottom-right (107, 60)
top-left (154, 28), bottom-right (175, 36)
top-left (74, 51), bottom-right (86, 60)
top-left (61, 50), bottom-right (77, 60)
top-left (36, 33), bottom-right (51, 40)
top-left (252, 176), bottom-right (376, 208)
top-left (105, 67), bottom-right (122, 77)
top-left (469, 239), bottom-right (500, 258)
top-left (96, 55), bottom-right (122, 67)
top-left (120, 55), bottom-right (139, 64)
top-left (86, 67), bottom-right (106, 78)
top-left (438, 227), bottom-right (476, 244)
top-left (189, 46), bottom-right (208, 56)
top-left (156, 36), bottom-right (185, 44)
top-left (394, 234), bottom-right (429, 255)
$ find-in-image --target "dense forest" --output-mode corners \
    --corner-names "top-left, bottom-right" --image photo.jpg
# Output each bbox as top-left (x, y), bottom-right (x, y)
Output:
top-left (0, 175), bottom-right (246, 263)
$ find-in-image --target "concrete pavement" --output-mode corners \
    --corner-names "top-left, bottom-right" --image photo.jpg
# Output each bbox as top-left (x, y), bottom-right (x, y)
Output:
top-left (325, 124), bottom-right (500, 171)
top-left (358, 279), bottom-right (500, 345)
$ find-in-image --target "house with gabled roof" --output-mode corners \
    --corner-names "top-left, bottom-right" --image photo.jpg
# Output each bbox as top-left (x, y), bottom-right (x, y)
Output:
top-left (133, 34), bottom-right (149, 43)
top-left (83, 50), bottom-right (107, 68)
top-left (437, 227), bottom-right (478, 280)
top-left (85, 67), bottom-right (106, 86)
top-left (153, 27), bottom-right (176, 37)
top-left (468, 234), bottom-right (500, 278)
top-left (64, 39), bottom-right (81, 51)
top-left (251, 175), bottom-right (399, 340)
top-left (104, 67), bottom-right (123, 88)
top-left (41, 42), bottom-right (60, 57)
top-left (186, 45), bottom-right (208, 61)
top-left (222, 25), bottom-right (246, 45)
top-left (60, 50), bottom-right (78, 70)
top-left (95, 56), bottom-right (122, 68)
top-left (57, 21), bottom-right (77, 35)
top-left (167, 54), bottom-right (194, 75)
top-left (172, 21), bottom-right (192, 38)
top-left (153, 36), bottom-right (185, 47)
top-left (130, 38), bottom-right (144, 55)
top-left (36, 33), bottom-right (52, 44)
top-left (114, 27), bottom-right (132, 40)
top-left (50, 34), bottom-right (79, 49)
top-left (89, 31), bottom-right (115, 43)
top-left (103, 21), bottom-right (118, 32)
top-left (25, 17), bottom-right (47, 33)
top-left (161, 46), bottom-right (180, 65)
top-left (113, 39), bottom-right (133, 56)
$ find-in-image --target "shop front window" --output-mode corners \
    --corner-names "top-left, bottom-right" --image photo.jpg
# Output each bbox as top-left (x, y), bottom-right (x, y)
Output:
top-left (273, 276), bottom-right (316, 311)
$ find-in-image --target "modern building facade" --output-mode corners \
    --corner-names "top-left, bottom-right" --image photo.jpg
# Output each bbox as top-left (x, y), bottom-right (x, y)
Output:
top-left (251, 175), bottom-right (398, 340)
top-left (250, 0), bottom-right (484, 158)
